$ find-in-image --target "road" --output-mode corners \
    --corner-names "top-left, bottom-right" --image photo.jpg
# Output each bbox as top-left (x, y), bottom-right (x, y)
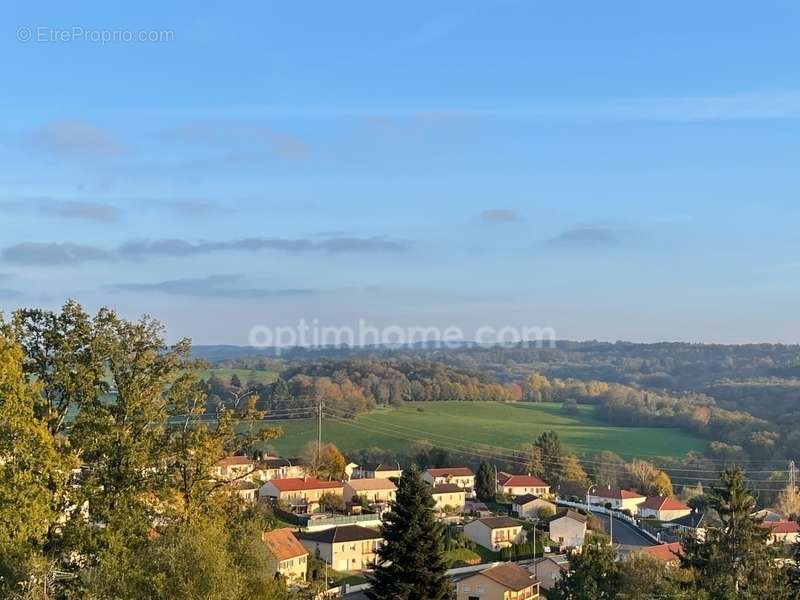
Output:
top-left (593, 512), bottom-right (657, 554)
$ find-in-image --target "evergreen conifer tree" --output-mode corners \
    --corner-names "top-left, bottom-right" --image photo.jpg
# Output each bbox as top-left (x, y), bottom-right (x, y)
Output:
top-left (366, 465), bottom-right (450, 600)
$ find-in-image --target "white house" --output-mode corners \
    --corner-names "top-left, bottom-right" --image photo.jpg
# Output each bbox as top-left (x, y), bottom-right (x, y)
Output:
top-left (588, 487), bottom-right (646, 513)
top-left (636, 496), bottom-right (691, 521)
top-left (547, 510), bottom-right (587, 549)
top-left (464, 516), bottom-right (525, 551)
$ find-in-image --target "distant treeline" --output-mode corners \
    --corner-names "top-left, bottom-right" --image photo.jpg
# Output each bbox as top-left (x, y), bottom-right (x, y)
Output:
top-left (205, 343), bottom-right (800, 463)
top-left (202, 359), bottom-right (524, 418)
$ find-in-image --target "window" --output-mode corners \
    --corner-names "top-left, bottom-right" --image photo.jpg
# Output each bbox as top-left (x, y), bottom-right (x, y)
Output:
top-left (462, 585), bottom-right (471, 592)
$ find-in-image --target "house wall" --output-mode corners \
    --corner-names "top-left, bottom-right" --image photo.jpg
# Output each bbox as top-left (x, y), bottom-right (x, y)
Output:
top-left (464, 523), bottom-right (525, 551)
top-left (276, 554), bottom-right (307, 582)
top-left (422, 473), bottom-right (475, 492)
top-left (533, 560), bottom-right (565, 591)
top-left (343, 483), bottom-right (396, 504)
top-left (299, 538), bottom-right (382, 572)
top-left (501, 485), bottom-right (550, 498)
top-left (260, 482), bottom-right (344, 511)
top-left (768, 531), bottom-right (800, 545)
top-left (432, 491), bottom-right (466, 512)
top-left (513, 499), bottom-right (555, 518)
top-left (639, 507), bottom-right (691, 521)
top-left (548, 518), bottom-right (586, 549)
top-left (456, 573), bottom-right (539, 600)
top-left (261, 465), bottom-right (305, 481)
top-left (588, 495), bottom-right (644, 513)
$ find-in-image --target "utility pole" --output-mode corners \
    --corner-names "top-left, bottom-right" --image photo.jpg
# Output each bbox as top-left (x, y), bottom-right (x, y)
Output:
top-left (317, 398), bottom-right (323, 469)
top-left (790, 460), bottom-right (796, 493)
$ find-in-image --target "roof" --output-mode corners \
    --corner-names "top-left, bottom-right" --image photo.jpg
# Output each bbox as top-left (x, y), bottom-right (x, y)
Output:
top-left (267, 477), bottom-right (343, 492)
top-left (297, 525), bottom-right (383, 544)
top-left (475, 562), bottom-right (537, 591)
top-left (548, 509), bottom-right (588, 524)
top-left (216, 455), bottom-right (253, 467)
top-left (590, 487), bottom-right (645, 500)
top-left (473, 516), bottom-right (522, 530)
top-left (362, 462), bottom-right (402, 473)
top-left (513, 494), bottom-right (552, 506)
top-left (638, 496), bottom-right (690, 512)
top-left (425, 467), bottom-right (474, 477)
top-left (532, 555), bottom-right (569, 569)
top-left (642, 542), bottom-right (683, 563)
top-left (259, 457), bottom-right (299, 469)
top-left (346, 478), bottom-right (397, 492)
top-left (761, 520), bottom-right (800, 534)
top-left (667, 510), bottom-right (722, 529)
top-left (262, 528), bottom-right (308, 561)
top-left (498, 472), bottom-right (549, 488)
top-left (431, 483), bottom-right (465, 494)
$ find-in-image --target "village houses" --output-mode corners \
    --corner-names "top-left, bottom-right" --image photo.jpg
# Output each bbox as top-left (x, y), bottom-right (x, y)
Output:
top-left (587, 486), bottom-right (646, 513)
top-left (343, 478), bottom-right (397, 509)
top-left (497, 472), bottom-right (550, 498)
top-left (431, 483), bottom-right (467, 513)
top-left (512, 494), bottom-right (556, 519)
top-left (455, 562), bottom-right (540, 600)
top-left (761, 520), bottom-right (800, 545)
top-left (464, 516), bottom-right (526, 552)
top-left (262, 528), bottom-right (308, 583)
top-left (636, 496), bottom-right (691, 521)
top-left (354, 462), bottom-right (403, 480)
top-left (547, 510), bottom-right (588, 550)
top-left (259, 477), bottom-right (344, 513)
top-left (422, 467), bottom-right (476, 494)
top-left (529, 556), bottom-right (569, 594)
top-left (296, 525), bottom-right (383, 572)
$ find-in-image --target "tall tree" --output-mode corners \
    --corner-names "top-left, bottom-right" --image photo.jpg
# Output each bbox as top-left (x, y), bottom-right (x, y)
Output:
top-left (536, 430), bottom-right (565, 482)
top-left (680, 466), bottom-right (788, 599)
top-left (12, 299), bottom-right (106, 436)
top-left (550, 539), bottom-right (621, 600)
top-left (367, 466), bottom-right (450, 600)
top-left (475, 462), bottom-right (495, 502)
top-left (301, 442), bottom-right (346, 481)
top-left (0, 328), bottom-right (72, 594)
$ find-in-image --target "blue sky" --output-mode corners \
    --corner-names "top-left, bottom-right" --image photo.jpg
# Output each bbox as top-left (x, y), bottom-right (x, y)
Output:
top-left (2, 1), bottom-right (800, 344)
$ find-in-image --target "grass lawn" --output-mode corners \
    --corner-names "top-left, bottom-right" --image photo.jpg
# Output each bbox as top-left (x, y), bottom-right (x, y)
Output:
top-left (260, 401), bottom-right (706, 460)
top-left (444, 547), bottom-right (483, 566)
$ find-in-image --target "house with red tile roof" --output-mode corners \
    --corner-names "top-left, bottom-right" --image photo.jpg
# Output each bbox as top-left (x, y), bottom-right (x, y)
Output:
top-left (587, 486), bottom-right (646, 513)
top-left (497, 472), bottom-right (550, 498)
top-left (637, 496), bottom-right (691, 521)
top-left (262, 528), bottom-right (308, 582)
top-left (422, 467), bottom-right (475, 494)
top-left (259, 477), bottom-right (344, 513)
top-left (761, 520), bottom-right (800, 545)
top-left (641, 542), bottom-right (683, 566)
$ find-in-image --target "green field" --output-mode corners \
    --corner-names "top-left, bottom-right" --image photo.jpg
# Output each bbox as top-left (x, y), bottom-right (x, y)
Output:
top-left (261, 401), bottom-right (706, 460)
top-left (196, 368), bottom-right (279, 385)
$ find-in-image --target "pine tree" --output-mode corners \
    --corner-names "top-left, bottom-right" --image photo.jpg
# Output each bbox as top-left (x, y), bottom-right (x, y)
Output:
top-left (476, 462), bottom-right (495, 502)
top-left (366, 465), bottom-right (451, 600)
top-left (680, 466), bottom-right (789, 599)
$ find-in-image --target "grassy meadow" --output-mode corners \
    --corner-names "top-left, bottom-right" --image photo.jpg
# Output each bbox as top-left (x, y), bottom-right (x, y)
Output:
top-left (260, 401), bottom-right (706, 459)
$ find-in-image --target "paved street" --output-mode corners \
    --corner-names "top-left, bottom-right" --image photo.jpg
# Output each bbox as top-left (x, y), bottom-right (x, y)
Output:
top-left (592, 512), bottom-right (657, 554)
